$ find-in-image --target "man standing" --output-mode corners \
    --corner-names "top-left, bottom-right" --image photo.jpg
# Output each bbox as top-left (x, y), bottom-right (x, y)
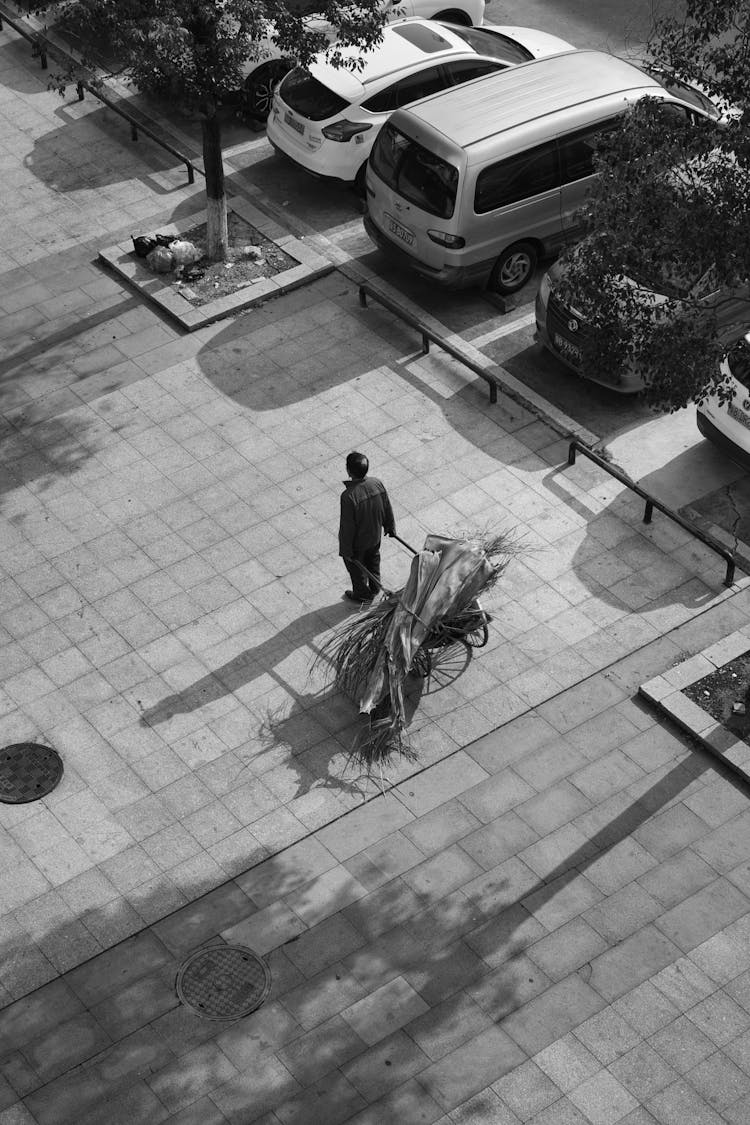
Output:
top-left (339, 451), bottom-right (396, 603)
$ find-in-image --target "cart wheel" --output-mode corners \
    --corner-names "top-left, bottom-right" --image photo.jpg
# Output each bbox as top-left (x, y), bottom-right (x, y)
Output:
top-left (464, 621), bottom-right (490, 648)
top-left (421, 640), bottom-right (471, 693)
top-left (453, 601), bottom-right (491, 649)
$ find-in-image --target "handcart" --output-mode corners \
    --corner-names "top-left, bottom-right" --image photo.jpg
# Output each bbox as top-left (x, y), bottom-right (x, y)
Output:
top-left (321, 527), bottom-right (513, 774)
top-left (354, 533), bottom-right (492, 679)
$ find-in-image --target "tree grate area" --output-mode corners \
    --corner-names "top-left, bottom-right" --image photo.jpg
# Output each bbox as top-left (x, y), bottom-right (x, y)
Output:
top-left (0, 743), bottom-right (64, 804)
top-left (683, 650), bottom-right (750, 746)
top-left (175, 944), bottom-right (271, 1019)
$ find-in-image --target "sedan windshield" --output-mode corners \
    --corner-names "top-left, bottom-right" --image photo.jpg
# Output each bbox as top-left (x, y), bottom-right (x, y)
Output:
top-left (280, 68), bottom-right (350, 119)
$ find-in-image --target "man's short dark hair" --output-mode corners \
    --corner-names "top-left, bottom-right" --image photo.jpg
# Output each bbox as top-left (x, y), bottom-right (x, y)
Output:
top-left (346, 451), bottom-right (369, 480)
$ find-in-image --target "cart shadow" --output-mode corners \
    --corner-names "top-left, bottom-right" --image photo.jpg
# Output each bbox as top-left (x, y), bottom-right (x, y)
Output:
top-left (256, 672), bottom-right (428, 801)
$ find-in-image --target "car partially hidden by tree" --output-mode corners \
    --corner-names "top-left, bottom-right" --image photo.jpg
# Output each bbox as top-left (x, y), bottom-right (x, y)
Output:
top-left (534, 0), bottom-right (750, 414)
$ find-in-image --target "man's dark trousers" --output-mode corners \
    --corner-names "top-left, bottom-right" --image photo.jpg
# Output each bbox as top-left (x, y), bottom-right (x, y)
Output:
top-left (344, 546), bottom-right (381, 601)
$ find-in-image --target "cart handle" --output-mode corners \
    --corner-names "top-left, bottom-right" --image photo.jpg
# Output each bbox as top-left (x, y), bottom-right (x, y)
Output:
top-left (389, 532), bottom-right (417, 555)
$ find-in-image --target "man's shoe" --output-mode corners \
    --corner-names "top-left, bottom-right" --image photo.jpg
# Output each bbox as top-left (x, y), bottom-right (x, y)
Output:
top-left (344, 590), bottom-right (372, 603)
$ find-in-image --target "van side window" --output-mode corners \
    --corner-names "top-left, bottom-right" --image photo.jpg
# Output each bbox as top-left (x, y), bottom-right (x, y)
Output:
top-left (474, 142), bottom-right (559, 214)
top-left (558, 118), bottom-right (620, 184)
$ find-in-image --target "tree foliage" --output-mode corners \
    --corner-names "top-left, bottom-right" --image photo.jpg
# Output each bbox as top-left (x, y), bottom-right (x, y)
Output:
top-left (52, 0), bottom-right (389, 257)
top-left (56, 0), bottom-right (388, 106)
top-left (554, 0), bottom-right (750, 410)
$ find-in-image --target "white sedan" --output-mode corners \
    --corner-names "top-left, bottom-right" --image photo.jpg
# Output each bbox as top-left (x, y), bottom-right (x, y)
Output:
top-left (265, 18), bottom-right (575, 190)
top-left (241, 0), bottom-right (487, 119)
top-left (698, 335), bottom-right (750, 469)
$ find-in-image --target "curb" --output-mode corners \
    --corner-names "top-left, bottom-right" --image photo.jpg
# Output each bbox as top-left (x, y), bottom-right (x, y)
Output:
top-left (640, 627), bottom-right (750, 785)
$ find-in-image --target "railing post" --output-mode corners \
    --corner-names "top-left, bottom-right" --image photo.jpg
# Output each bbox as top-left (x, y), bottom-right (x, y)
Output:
top-left (490, 382), bottom-right (497, 405)
top-left (567, 440), bottom-right (577, 466)
top-left (421, 333), bottom-right (430, 355)
top-left (186, 162), bottom-right (194, 185)
top-left (725, 558), bottom-right (736, 587)
top-left (644, 500), bottom-right (654, 524)
top-left (358, 286), bottom-right (367, 308)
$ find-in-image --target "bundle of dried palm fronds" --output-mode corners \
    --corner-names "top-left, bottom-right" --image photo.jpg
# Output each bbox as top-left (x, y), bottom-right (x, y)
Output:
top-left (317, 529), bottom-right (518, 772)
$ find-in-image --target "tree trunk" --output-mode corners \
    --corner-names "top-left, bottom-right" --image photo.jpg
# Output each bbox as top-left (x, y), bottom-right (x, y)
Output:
top-left (201, 106), bottom-right (228, 261)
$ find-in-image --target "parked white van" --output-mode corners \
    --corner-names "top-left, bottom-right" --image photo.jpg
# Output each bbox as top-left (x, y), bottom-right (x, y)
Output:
top-left (364, 50), bottom-right (721, 295)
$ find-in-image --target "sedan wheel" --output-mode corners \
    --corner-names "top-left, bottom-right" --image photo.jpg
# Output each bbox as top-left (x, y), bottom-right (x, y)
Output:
top-left (244, 60), bottom-right (292, 121)
top-left (489, 241), bottom-right (538, 295)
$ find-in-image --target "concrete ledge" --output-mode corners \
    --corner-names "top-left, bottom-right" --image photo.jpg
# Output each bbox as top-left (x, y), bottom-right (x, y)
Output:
top-left (98, 195), bottom-right (334, 330)
top-left (640, 638), bottom-right (750, 787)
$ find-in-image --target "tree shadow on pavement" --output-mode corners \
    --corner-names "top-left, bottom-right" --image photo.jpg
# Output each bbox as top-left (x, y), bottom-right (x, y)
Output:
top-left (0, 714), bottom-right (727, 1124)
top-left (0, 409), bottom-right (127, 511)
top-left (23, 102), bottom-right (186, 195)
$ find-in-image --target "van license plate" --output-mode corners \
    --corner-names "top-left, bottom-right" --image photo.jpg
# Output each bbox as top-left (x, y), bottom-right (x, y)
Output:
top-left (728, 401), bottom-right (750, 430)
top-left (554, 333), bottom-right (581, 364)
top-left (284, 111), bottom-right (304, 135)
top-left (386, 214), bottom-right (414, 246)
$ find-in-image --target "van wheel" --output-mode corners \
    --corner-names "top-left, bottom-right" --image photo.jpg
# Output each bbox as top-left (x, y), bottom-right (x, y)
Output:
top-left (489, 242), bottom-right (538, 295)
top-left (434, 9), bottom-right (473, 24)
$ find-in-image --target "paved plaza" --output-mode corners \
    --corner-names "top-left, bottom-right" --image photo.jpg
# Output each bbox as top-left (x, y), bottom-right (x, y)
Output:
top-left (3, 19), bottom-right (750, 1125)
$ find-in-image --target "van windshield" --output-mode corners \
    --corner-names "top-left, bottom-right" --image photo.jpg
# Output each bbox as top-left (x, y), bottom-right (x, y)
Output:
top-left (370, 123), bottom-right (458, 219)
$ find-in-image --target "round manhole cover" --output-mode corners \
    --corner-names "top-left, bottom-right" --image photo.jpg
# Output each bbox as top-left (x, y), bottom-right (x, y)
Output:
top-left (176, 944), bottom-right (271, 1020)
top-left (0, 743), bottom-right (64, 804)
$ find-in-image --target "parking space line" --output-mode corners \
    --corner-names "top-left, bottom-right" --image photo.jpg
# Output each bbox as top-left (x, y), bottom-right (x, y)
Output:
top-left (470, 309), bottom-right (536, 347)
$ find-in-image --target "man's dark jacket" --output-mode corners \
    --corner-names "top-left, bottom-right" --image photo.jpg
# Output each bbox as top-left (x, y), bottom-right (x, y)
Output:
top-left (339, 476), bottom-right (395, 558)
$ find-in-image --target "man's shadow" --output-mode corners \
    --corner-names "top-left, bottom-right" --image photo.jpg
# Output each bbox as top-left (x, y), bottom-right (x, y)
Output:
top-left (139, 602), bottom-right (352, 727)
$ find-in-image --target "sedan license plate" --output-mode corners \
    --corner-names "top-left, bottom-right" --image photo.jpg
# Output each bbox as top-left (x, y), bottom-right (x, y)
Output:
top-left (385, 213), bottom-right (414, 247)
top-left (728, 401), bottom-right (750, 430)
top-left (284, 111), bottom-right (305, 135)
top-left (554, 332), bottom-right (581, 365)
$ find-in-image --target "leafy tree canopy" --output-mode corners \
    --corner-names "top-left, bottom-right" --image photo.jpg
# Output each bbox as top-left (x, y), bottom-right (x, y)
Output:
top-left (55, 0), bottom-right (389, 108)
top-left (554, 0), bottom-right (750, 411)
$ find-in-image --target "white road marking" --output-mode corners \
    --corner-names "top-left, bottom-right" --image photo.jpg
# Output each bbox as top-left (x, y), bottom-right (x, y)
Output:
top-left (470, 310), bottom-right (537, 347)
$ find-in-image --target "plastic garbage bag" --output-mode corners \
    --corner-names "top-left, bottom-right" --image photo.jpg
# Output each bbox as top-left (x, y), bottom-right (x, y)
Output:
top-left (146, 245), bottom-right (175, 273)
top-left (170, 240), bottom-right (201, 266)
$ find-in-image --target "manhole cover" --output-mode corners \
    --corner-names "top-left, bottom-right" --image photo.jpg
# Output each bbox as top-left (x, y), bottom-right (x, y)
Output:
top-left (0, 743), bottom-right (64, 804)
top-left (176, 944), bottom-right (271, 1020)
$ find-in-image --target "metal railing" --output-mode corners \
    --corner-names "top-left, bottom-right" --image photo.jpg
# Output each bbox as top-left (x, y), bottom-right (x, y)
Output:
top-left (568, 438), bottom-right (738, 587)
top-left (0, 2), bottom-right (198, 184)
top-left (358, 280), bottom-right (500, 404)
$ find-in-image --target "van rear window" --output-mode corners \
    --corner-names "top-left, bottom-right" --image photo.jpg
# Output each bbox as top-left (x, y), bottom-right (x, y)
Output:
top-left (369, 123), bottom-right (458, 219)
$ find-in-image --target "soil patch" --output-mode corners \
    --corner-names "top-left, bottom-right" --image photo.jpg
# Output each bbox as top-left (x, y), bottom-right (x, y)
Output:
top-left (166, 212), bottom-right (298, 307)
top-left (683, 651), bottom-right (750, 744)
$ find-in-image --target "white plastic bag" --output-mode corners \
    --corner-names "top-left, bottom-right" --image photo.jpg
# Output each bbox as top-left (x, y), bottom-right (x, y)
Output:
top-left (170, 240), bottom-right (201, 266)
